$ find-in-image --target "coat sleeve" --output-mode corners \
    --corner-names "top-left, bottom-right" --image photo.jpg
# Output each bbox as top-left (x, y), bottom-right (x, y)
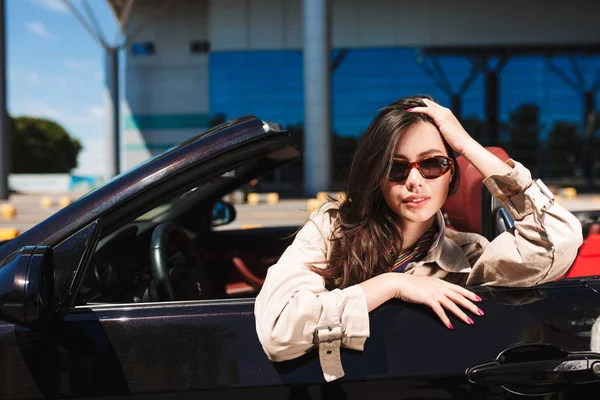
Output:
top-left (254, 204), bottom-right (370, 381)
top-left (466, 159), bottom-right (583, 287)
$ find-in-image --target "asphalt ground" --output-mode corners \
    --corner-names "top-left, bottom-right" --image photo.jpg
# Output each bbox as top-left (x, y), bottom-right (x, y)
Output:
top-left (2, 193), bottom-right (600, 237)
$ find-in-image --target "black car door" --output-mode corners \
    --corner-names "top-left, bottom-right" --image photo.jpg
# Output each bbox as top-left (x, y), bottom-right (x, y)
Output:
top-left (5, 278), bottom-right (599, 399)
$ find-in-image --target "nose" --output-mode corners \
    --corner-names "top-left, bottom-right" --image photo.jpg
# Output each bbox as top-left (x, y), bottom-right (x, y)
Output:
top-left (404, 166), bottom-right (423, 189)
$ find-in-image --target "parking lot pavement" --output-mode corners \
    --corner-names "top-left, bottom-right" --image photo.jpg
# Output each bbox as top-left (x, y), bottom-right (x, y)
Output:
top-left (0, 196), bottom-right (317, 236)
top-left (2, 194), bottom-right (600, 237)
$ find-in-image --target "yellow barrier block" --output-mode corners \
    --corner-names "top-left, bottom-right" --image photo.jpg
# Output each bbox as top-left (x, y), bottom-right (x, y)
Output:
top-left (554, 194), bottom-right (563, 204)
top-left (266, 192), bottom-right (279, 205)
top-left (40, 196), bottom-right (53, 209)
top-left (0, 228), bottom-right (19, 240)
top-left (307, 198), bottom-right (325, 212)
top-left (247, 193), bottom-right (260, 205)
top-left (58, 196), bottom-right (72, 208)
top-left (316, 192), bottom-right (328, 201)
top-left (0, 204), bottom-right (16, 219)
top-left (560, 187), bottom-right (577, 199)
top-left (240, 224), bottom-right (263, 230)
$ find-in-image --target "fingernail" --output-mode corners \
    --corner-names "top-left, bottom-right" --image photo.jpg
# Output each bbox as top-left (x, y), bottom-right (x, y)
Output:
top-left (467, 317), bottom-right (474, 325)
top-left (407, 108), bottom-right (413, 112)
top-left (475, 295), bottom-right (482, 302)
top-left (448, 323), bottom-right (454, 330)
top-left (478, 309), bottom-right (484, 316)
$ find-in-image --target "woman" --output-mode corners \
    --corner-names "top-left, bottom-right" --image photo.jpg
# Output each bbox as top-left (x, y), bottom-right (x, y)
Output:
top-left (254, 95), bottom-right (583, 382)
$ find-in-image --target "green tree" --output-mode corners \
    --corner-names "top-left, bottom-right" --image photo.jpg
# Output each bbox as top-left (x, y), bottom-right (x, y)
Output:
top-left (461, 117), bottom-right (485, 144)
top-left (12, 116), bottom-right (82, 173)
top-left (283, 123), bottom-right (358, 187)
top-left (546, 121), bottom-right (581, 178)
top-left (505, 104), bottom-right (541, 174)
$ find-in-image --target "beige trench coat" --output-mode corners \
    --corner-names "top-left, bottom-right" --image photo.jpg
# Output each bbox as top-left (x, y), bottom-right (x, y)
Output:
top-left (254, 160), bottom-right (583, 382)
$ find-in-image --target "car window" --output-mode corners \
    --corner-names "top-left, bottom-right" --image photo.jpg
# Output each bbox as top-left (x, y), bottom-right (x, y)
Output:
top-left (73, 162), bottom-right (300, 307)
top-left (135, 170), bottom-right (238, 222)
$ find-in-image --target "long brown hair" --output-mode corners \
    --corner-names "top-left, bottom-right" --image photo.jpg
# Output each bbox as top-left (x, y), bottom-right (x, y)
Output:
top-left (313, 95), bottom-right (460, 289)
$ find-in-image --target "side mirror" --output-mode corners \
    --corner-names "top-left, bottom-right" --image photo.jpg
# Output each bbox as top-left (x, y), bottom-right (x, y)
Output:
top-left (212, 200), bottom-right (236, 227)
top-left (0, 246), bottom-right (54, 327)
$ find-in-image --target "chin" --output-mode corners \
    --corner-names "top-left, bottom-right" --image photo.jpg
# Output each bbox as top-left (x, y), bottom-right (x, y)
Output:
top-left (399, 207), bottom-right (438, 223)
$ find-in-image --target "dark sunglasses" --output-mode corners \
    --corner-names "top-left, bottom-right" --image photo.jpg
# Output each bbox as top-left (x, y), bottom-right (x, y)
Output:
top-left (388, 155), bottom-right (454, 182)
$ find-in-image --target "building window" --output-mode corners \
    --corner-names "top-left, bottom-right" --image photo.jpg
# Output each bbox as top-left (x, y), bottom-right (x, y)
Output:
top-left (191, 40), bottom-right (210, 54)
top-left (131, 42), bottom-right (155, 56)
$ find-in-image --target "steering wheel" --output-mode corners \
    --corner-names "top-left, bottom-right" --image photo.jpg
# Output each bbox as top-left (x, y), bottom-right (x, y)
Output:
top-left (150, 222), bottom-right (212, 301)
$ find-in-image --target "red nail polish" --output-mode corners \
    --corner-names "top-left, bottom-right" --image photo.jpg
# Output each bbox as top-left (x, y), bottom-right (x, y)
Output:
top-left (475, 295), bottom-right (482, 302)
top-left (478, 309), bottom-right (484, 316)
top-left (467, 318), bottom-right (474, 325)
top-left (407, 108), bottom-right (413, 112)
top-left (448, 323), bottom-right (454, 330)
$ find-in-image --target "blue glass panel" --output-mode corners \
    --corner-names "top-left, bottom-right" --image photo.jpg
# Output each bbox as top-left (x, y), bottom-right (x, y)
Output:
top-left (209, 47), bottom-right (599, 178)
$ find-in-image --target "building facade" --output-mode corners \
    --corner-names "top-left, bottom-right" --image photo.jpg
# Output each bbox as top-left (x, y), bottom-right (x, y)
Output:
top-left (111, 0), bottom-right (600, 193)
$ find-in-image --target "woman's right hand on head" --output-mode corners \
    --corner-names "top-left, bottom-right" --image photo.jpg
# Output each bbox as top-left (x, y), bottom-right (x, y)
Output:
top-left (388, 273), bottom-right (484, 329)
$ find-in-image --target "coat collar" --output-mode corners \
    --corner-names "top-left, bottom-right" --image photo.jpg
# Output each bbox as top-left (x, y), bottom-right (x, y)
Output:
top-left (419, 211), bottom-right (473, 273)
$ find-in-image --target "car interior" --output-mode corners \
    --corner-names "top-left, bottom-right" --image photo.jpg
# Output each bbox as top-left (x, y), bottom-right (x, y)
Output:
top-left (74, 146), bottom-right (600, 306)
top-left (75, 147), bottom-right (301, 306)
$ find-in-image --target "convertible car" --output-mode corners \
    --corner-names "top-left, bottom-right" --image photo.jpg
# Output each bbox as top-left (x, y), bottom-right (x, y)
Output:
top-left (1, 116), bottom-right (600, 399)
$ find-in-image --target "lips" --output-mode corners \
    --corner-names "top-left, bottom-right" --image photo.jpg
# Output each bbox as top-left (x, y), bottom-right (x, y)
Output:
top-left (403, 195), bottom-right (431, 207)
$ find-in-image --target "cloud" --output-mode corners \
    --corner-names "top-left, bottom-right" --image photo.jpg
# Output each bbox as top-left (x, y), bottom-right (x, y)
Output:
top-left (14, 69), bottom-right (83, 87)
top-left (29, 0), bottom-right (69, 13)
top-left (16, 100), bottom-right (64, 120)
top-left (71, 105), bottom-right (105, 125)
top-left (26, 21), bottom-right (55, 40)
top-left (64, 59), bottom-right (97, 72)
top-left (26, 72), bottom-right (40, 83)
top-left (73, 137), bottom-right (107, 176)
top-left (8, 68), bottom-right (18, 81)
top-left (12, 102), bottom-right (104, 127)
top-left (89, 105), bottom-right (105, 119)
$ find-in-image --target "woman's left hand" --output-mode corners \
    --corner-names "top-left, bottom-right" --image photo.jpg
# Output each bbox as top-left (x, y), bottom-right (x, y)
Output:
top-left (409, 98), bottom-right (477, 156)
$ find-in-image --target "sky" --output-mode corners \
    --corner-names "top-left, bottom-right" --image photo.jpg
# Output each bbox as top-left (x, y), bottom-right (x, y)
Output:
top-left (7, 0), bottom-right (119, 176)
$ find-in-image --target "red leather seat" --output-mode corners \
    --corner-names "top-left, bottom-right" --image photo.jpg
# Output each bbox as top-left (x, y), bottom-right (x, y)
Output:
top-left (564, 233), bottom-right (600, 278)
top-left (443, 147), bottom-right (594, 280)
top-left (563, 221), bottom-right (600, 279)
top-left (442, 147), bottom-right (510, 235)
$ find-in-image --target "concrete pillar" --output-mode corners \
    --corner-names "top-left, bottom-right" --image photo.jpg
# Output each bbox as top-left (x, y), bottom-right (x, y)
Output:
top-left (104, 47), bottom-right (120, 180)
top-left (584, 90), bottom-right (596, 188)
top-left (303, 0), bottom-right (331, 196)
top-left (484, 71), bottom-right (499, 146)
top-left (0, 0), bottom-right (8, 200)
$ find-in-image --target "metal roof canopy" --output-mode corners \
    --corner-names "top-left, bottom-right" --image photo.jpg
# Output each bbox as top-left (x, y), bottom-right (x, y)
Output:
top-left (420, 42), bottom-right (600, 187)
top-left (419, 43), bottom-right (600, 57)
top-left (63, 0), bottom-right (172, 180)
top-left (418, 43), bottom-right (600, 124)
top-left (106, 0), bottom-right (130, 23)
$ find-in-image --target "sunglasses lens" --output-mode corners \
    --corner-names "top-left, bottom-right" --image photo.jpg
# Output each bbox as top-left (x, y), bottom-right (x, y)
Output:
top-left (419, 157), bottom-right (451, 178)
top-left (389, 161), bottom-right (410, 182)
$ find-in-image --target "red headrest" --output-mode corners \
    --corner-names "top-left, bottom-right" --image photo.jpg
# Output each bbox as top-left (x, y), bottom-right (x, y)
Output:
top-left (442, 147), bottom-right (510, 234)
